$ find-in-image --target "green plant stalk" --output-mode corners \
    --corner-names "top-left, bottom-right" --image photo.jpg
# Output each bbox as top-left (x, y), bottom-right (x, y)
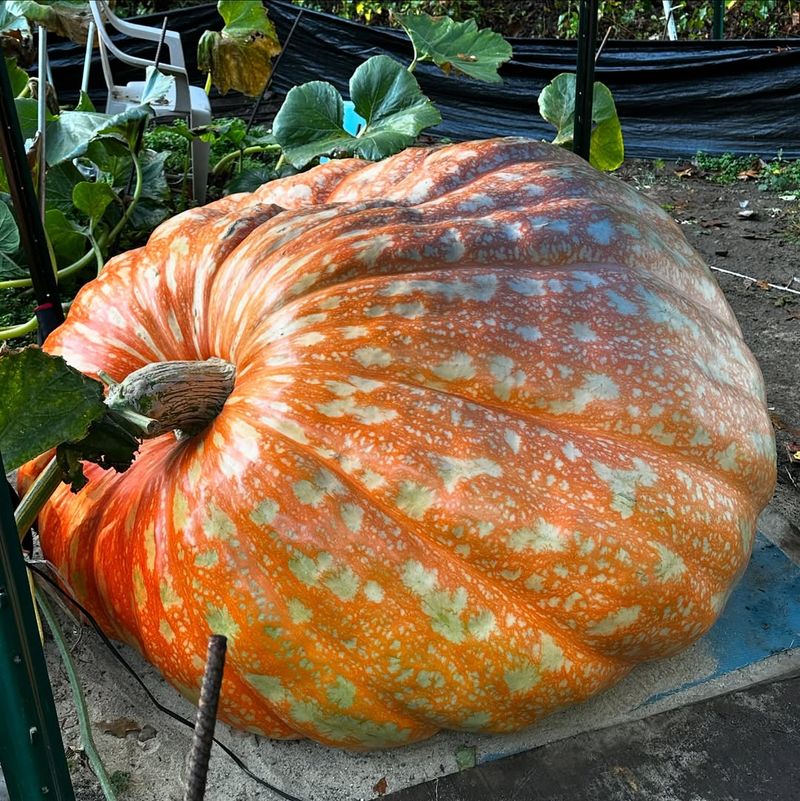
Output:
top-left (0, 314), bottom-right (38, 339)
top-left (211, 144), bottom-right (282, 175)
top-left (35, 587), bottom-right (119, 801)
top-left (14, 455), bottom-right (61, 540)
top-left (103, 147), bottom-right (143, 249)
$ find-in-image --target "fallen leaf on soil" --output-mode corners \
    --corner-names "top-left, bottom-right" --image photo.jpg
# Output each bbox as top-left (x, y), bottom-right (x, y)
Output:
top-left (675, 165), bottom-right (700, 178)
top-left (737, 209), bottom-right (758, 220)
top-left (787, 442), bottom-right (800, 463)
top-left (98, 718), bottom-right (141, 738)
top-left (373, 777), bottom-right (388, 795)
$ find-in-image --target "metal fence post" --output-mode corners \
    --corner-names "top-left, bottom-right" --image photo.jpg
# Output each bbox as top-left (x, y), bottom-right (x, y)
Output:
top-left (0, 453), bottom-right (76, 801)
top-left (574, 0), bottom-right (599, 162)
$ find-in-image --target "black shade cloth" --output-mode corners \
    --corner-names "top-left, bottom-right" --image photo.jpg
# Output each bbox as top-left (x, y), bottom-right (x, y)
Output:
top-left (47, 0), bottom-right (800, 158)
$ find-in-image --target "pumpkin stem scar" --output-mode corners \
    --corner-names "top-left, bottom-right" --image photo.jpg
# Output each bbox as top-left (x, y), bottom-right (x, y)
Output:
top-left (105, 358), bottom-right (236, 438)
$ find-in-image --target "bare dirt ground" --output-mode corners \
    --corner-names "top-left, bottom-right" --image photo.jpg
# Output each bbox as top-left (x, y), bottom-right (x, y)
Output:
top-left (16, 159), bottom-right (800, 801)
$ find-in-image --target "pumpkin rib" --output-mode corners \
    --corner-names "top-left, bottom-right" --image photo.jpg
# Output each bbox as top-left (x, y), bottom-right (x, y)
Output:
top-left (248, 390), bottom-right (717, 670)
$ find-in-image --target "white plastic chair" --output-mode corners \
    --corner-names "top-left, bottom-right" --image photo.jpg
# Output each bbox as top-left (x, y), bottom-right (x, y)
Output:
top-left (88, 0), bottom-right (211, 204)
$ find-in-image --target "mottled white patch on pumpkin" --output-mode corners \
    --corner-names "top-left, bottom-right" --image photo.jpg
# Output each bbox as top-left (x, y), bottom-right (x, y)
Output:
top-left (340, 325), bottom-right (368, 339)
top-left (592, 458), bottom-right (657, 519)
top-left (392, 301), bottom-right (426, 319)
top-left (381, 274), bottom-right (497, 302)
top-left (194, 549), bottom-right (218, 568)
top-left (516, 325), bottom-right (542, 341)
top-left (504, 429), bottom-right (521, 454)
top-left (166, 310), bottom-right (183, 343)
top-left (324, 566), bottom-right (361, 601)
top-left (571, 322), bottom-right (597, 342)
top-left (588, 605), bottom-right (641, 636)
top-left (508, 276), bottom-right (548, 296)
top-left (406, 177), bottom-right (434, 203)
top-left (432, 352), bottom-right (476, 382)
top-left (467, 610), bottom-right (496, 640)
top-left (738, 517), bottom-right (755, 551)
top-left (287, 598), bottom-right (313, 623)
top-left (364, 580), bottom-right (384, 602)
top-left (715, 443), bottom-right (739, 472)
top-left (316, 396), bottom-right (398, 424)
top-left (402, 560), bottom-right (438, 595)
top-left (605, 290), bottom-right (639, 315)
top-left (504, 663), bottom-right (540, 693)
top-left (143, 523), bottom-right (156, 572)
top-left (539, 632), bottom-right (565, 671)
top-left (354, 347), bottom-right (392, 368)
top-left (548, 373), bottom-right (619, 414)
top-left (587, 219), bottom-right (614, 244)
top-left (356, 233), bottom-right (394, 266)
top-left (361, 469), bottom-right (386, 490)
top-left (458, 194), bottom-right (494, 213)
top-left (159, 580), bottom-right (182, 609)
top-left (250, 499), bottom-right (279, 526)
top-left (750, 431), bottom-right (775, 458)
top-left (203, 504), bottom-right (236, 541)
top-left (435, 456), bottom-right (502, 492)
top-left (206, 604), bottom-right (239, 640)
top-left (648, 423), bottom-right (676, 446)
top-left (295, 331), bottom-right (326, 347)
top-left (508, 519), bottom-right (565, 553)
top-left (637, 287), bottom-right (700, 337)
top-left (340, 503), bottom-right (364, 532)
top-left (246, 674), bottom-right (288, 703)
top-left (327, 677), bottom-right (357, 709)
top-left (561, 442), bottom-right (581, 462)
top-left (489, 355), bottom-right (526, 401)
top-left (172, 489), bottom-right (190, 532)
top-left (651, 542), bottom-right (687, 581)
top-left (267, 417), bottom-right (308, 445)
top-left (288, 271), bottom-right (321, 297)
top-left (395, 481), bottom-right (436, 519)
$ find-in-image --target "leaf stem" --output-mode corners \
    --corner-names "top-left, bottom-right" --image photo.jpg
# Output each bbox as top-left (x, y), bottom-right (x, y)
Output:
top-left (211, 144), bottom-right (281, 176)
top-left (35, 587), bottom-right (119, 801)
top-left (104, 147), bottom-right (143, 248)
top-left (14, 455), bottom-right (62, 541)
top-left (0, 314), bottom-right (38, 340)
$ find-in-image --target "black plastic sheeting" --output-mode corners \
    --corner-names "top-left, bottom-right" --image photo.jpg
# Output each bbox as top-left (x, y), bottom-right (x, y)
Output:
top-left (48, 0), bottom-right (800, 158)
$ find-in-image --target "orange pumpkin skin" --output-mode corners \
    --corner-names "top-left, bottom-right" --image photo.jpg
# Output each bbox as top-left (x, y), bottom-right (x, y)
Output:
top-left (22, 138), bottom-right (775, 748)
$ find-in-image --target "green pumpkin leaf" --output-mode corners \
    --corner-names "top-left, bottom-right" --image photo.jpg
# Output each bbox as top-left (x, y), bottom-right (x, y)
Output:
top-left (73, 89), bottom-right (95, 112)
top-left (14, 97), bottom-right (47, 142)
top-left (0, 202), bottom-right (21, 254)
top-left (397, 13), bottom-right (512, 84)
top-left (140, 66), bottom-right (175, 106)
top-left (0, 6), bottom-right (33, 64)
top-left (197, 0), bottom-right (281, 97)
top-left (44, 160), bottom-right (84, 214)
top-left (273, 56), bottom-right (440, 168)
top-left (45, 208), bottom-right (88, 267)
top-left (225, 165), bottom-right (273, 194)
top-left (538, 73), bottom-right (624, 171)
top-left (72, 180), bottom-right (116, 228)
top-left (5, 56), bottom-right (29, 96)
top-left (0, 347), bottom-right (106, 471)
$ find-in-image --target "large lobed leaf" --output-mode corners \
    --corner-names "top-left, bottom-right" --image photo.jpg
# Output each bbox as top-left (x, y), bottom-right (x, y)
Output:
top-left (197, 0), bottom-right (281, 97)
top-left (538, 73), bottom-right (624, 171)
top-left (273, 55), bottom-right (441, 168)
top-left (7, 0), bottom-right (92, 44)
top-left (397, 13), bottom-right (512, 84)
top-left (0, 347), bottom-right (106, 470)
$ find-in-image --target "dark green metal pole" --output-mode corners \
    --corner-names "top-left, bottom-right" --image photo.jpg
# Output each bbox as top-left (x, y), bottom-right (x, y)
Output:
top-left (712, 0), bottom-right (724, 38)
top-left (574, 0), bottom-right (599, 162)
top-left (0, 57), bottom-right (64, 343)
top-left (0, 453), bottom-right (76, 801)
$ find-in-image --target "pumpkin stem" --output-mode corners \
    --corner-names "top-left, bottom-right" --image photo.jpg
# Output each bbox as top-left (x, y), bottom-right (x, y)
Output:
top-left (105, 358), bottom-right (236, 439)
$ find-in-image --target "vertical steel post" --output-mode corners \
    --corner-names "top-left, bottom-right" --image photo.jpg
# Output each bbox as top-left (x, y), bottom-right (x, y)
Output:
top-left (712, 0), bottom-right (725, 38)
top-left (0, 57), bottom-right (64, 342)
top-left (0, 454), bottom-right (76, 801)
top-left (574, 0), bottom-right (599, 162)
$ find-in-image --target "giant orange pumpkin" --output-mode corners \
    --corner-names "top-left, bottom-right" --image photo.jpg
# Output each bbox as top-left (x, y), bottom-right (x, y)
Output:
top-left (23, 138), bottom-right (776, 748)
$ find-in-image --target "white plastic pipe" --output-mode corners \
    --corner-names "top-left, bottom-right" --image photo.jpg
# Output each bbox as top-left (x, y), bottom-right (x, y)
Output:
top-left (81, 21), bottom-right (96, 95)
top-left (37, 25), bottom-right (47, 216)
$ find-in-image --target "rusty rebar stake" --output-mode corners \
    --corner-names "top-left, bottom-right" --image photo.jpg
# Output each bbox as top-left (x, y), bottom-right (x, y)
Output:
top-left (183, 634), bottom-right (227, 801)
